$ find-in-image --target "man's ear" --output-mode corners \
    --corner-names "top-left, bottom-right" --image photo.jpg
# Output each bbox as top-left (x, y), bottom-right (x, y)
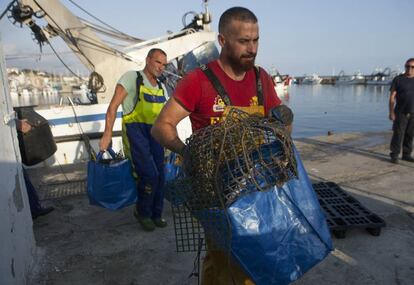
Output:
top-left (218, 33), bottom-right (225, 48)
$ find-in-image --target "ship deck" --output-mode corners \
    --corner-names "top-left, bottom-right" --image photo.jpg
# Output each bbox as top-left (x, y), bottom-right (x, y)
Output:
top-left (27, 131), bottom-right (414, 284)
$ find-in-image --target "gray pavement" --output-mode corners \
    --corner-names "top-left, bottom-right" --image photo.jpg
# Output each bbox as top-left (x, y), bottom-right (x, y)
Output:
top-left (27, 132), bottom-right (414, 285)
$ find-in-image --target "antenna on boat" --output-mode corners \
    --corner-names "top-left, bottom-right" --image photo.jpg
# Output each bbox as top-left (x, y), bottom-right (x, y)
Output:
top-left (182, 0), bottom-right (212, 31)
top-left (202, 0), bottom-right (212, 31)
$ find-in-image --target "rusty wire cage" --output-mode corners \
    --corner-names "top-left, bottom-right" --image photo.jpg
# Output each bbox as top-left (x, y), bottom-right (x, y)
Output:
top-left (167, 108), bottom-right (297, 252)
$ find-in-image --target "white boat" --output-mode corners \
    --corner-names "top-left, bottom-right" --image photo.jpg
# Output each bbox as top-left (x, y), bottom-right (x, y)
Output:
top-left (5, 0), bottom-right (217, 166)
top-left (274, 84), bottom-right (288, 98)
top-left (336, 70), bottom-right (365, 85)
top-left (270, 69), bottom-right (291, 98)
top-left (302, 74), bottom-right (322, 85)
top-left (26, 102), bottom-right (192, 166)
top-left (366, 67), bottom-right (396, 85)
top-left (70, 84), bottom-right (91, 104)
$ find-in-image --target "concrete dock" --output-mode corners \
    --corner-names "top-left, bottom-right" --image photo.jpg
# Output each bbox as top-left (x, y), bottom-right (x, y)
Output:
top-left (27, 131), bottom-right (414, 285)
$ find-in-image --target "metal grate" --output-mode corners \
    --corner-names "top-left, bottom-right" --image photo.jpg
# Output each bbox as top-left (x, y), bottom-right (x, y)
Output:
top-left (38, 180), bottom-right (86, 200)
top-left (171, 202), bottom-right (206, 252)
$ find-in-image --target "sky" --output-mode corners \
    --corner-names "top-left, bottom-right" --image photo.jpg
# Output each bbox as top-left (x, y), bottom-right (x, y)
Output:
top-left (0, 0), bottom-right (413, 76)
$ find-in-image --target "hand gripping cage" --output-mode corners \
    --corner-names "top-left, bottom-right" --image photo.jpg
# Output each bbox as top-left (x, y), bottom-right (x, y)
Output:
top-left (168, 108), bottom-right (298, 252)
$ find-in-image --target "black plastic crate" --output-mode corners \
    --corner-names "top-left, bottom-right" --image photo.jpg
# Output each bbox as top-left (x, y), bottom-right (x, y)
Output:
top-left (313, 182), bottom-right (386, 238)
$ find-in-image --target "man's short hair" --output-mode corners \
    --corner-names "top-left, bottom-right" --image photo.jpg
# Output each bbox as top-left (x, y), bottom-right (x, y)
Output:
top-left (147, 48), bottom-right (167, 58)
top-left (218, 7), bottom-right (258, 35)
top-left (405, 58), bottom-right (414, 66)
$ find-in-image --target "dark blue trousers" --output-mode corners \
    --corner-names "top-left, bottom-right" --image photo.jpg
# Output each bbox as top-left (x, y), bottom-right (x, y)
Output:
top-left (125, 123), bottom-right (165, 218)
top-left (23, 169), bottom-right (42, 216)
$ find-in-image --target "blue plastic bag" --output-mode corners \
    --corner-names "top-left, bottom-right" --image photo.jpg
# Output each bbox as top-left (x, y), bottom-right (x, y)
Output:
top-left (165, 152), bottom-right (182, 182)
top-left (225, 148), bottom-right (333, 285)
top-left (168, 144), bottom-right (333, 285)
top-left (87, 148), bottom-right (137, 210)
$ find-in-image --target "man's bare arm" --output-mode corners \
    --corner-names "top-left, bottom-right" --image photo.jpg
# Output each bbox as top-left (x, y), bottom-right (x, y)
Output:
top-left (389, 90), bottom-right (396, 121)
top-left (99, 84), bottom-right (128, 151)
top-left (151, 97), bottom-right (191, 155)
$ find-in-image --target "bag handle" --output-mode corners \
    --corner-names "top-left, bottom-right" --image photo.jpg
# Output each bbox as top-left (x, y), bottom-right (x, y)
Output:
top-left (96, 148), bottom-right (117, 162)
top-left (168, 152), bottom-right (178, 164)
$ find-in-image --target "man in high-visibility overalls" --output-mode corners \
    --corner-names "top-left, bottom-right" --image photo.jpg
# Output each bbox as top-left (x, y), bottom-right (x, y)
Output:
top-left (100, 48), bottom-right (168, 232)
top-left (151, 7), bottom-right (293, 284)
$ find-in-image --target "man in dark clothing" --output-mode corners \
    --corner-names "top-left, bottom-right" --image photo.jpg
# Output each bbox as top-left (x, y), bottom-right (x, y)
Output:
top-left (389, 58), bottom-right (414, 163)
top-left (16, 119), bottom-right (54, 219)
top-left (23, 169), bottom-right (54, 219)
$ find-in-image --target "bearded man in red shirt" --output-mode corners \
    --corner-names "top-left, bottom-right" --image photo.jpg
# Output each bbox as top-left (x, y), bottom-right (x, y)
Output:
top-left (152, 7), bottom-right (293, 285)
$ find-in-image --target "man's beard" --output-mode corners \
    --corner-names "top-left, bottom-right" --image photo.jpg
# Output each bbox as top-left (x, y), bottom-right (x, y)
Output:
top-left (228, 53), bottom-right (256, 72)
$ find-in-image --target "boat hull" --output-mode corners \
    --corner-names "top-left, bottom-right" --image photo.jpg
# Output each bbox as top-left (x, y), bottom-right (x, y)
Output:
top-left (30, 104), bottom-right (192, 167)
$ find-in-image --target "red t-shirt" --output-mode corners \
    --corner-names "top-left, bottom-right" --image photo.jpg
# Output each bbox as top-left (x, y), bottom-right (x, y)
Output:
top-left (173, 60), bottom-right (281, 131)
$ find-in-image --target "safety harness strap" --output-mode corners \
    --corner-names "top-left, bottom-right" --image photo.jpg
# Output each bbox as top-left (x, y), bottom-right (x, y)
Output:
top-left (136, 71), bottom-right (163, 101)
top-left (254, 66), bottom-right (264, 105)
top-left (200, 64), bottom-right (263, 106)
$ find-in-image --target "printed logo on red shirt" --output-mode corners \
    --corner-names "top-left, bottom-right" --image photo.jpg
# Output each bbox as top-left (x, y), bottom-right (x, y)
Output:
top-left (212, 95), bottom-right (226, 113)
top-left (250, 96), bottom-right (259, 106)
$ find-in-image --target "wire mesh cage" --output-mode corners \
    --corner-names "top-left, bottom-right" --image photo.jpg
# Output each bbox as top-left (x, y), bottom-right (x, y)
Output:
top-left (168, 177), bottom-right (206, 252)
top-left (167, 108), bottom-right (297, 252)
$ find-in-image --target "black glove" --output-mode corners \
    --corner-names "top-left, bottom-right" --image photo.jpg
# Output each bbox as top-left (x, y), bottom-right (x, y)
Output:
top-left (270, 105), bottom-right (294, 126)
top-left (181, 145), bottom-right (193, 176)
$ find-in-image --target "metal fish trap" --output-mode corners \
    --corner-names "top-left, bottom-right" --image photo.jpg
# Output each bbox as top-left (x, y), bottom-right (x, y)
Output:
top-left (186, 108), bottom-right (297, 207)
top-left (169, 108), bottom-right (297, 252)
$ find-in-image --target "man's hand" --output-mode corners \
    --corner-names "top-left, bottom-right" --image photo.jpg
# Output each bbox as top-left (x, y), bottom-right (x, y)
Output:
top-left (16, 119), bottom-right (32, 134)
top-left (270, 105), bottom-right (294, 125)
top-left (389, 91), bottom-right (396, 121)
top-left (99, 132), bottom-right (112, 151)
top-left (180, 144), bottom-right (193, 176)
top-left (269, 105), bottom-right (294, 134)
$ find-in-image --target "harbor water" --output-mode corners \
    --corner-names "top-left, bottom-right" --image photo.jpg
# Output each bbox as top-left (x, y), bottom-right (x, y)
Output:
top-left (11, 84), bottom-right (392, 139)
top-left (284, 84), bottom-right (391, 138)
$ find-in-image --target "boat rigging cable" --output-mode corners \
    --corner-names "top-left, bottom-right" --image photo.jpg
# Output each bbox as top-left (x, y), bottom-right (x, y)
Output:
top-left (47, 40), bottom-right (84, 80)
top-left (66, 97), bottom-right (97, 161)
top-left (67, 0), bottom-right (143, 42)
top-left (31, 0), bottom-right (95, 68)
top-left (5, 51), bottom-right (73, 60)
top-left (3, 1), bottom-right (95, 80)
top-left (8, 0), bottom-right (133, 75)
top-left (20, 0), bottom-right (133, 96)
top-left (63, 0), bottom-right (141, 59)
top-left (79, 18), bottom-right (143, 44)
top-left (0, 0), bottom-right (17, 21)
top-left (5, 0), bottom-right (211, 98)
top-left (35, 0), bottom-right (136, 61)
top-left (3, 1), bottom-right (84, 80)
